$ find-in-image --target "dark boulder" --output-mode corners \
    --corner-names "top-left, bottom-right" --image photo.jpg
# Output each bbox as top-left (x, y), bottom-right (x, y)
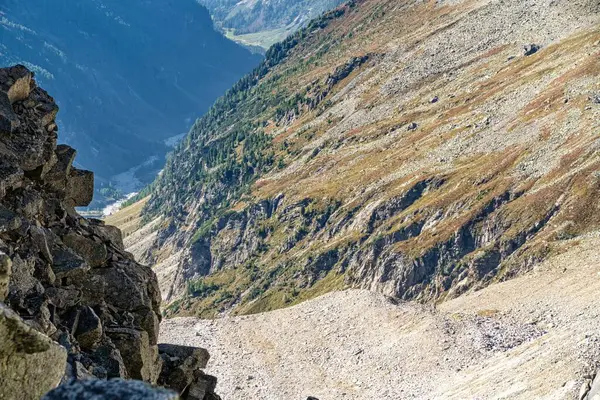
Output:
top-left (523, 44), bottom-right (540, 56)
top-left (42, 379), bottom-right (178, 400)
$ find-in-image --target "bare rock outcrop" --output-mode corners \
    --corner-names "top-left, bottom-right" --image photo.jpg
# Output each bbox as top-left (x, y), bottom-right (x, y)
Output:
top-left (0, 65), bottom-right (221, 399)
top-left (0, 302), bottom-right (67, 399)
top-left (42, 379), bottom-right (179, 400)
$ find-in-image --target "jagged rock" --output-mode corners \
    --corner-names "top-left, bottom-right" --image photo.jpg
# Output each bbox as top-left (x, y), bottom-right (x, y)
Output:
top-left (46, 286), bottom-right (81, 309)
top-left (107, 327), bottom-right (161, 383)
top-left (51, 247), bottom-right (90, 280)
top-left (0, 252), bottom-right (11, 302)
top-left (0, 64), bottom-right (221, 399)
top-left (89, 339), bottom-right (128, 379)
top-left (74, 306), bottom-right (103, 350)
top-left (185, 373), bottom-right (220, 400)
top-left (0, 64), bottom-right (32, 104)
top-left (30, 226), bottom-right (54, 263)
top-left (7, 255), bottom-right (41, 303)
top-left (42, 379), bottom-right (178, 400)
top-left (67, 168), bottom-right (94, 207)
top-left (14, 187), bottom-right (45, 220)
top-left (88, 218), bottom-right (125, 250)
top-left (0, 303), bottom-right (67, 400)
top-left (45, 144), bottom-right (77, 193)
top-left (63, 233), bottom-right (108, 268)
top-left (158, 344), bottom-right (220, 400)
top-left (158, 344), bottom-right (209, 390)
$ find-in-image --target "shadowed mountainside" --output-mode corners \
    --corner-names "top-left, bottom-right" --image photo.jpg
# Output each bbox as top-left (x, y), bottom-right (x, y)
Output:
top-left (113, 0), bottom-right (600, 319)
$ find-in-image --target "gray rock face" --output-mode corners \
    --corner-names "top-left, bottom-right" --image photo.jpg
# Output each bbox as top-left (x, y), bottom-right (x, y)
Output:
top-left (0, 65), bottom-right (161, 384)
top-left (0, 64), bottom-right (223, 399)
top-left (42, 379), bottom-right (178, 400)
top-left (157, 344), bottom-right (221, 399)
top-left (106, 327), bottom-right (161, 383)
top-left (158, 344), bottom-right (212, 395)
top-left (67, 168), bottom-right (94, 207)
top-left (0, 302), bottom-right (67, 400)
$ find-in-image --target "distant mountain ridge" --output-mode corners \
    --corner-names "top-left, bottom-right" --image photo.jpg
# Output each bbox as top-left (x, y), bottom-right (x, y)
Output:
top-left (199, 0), bottom-right (346, 49)
top-left (119, 0), bottom-right (600, 319)
top-left (0, 0), bottom-right (261, 206)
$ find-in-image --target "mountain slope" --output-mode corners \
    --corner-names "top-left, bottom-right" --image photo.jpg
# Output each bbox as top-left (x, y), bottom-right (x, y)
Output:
top-left (0, 0), bottom-right (261, 204)
top-left (199, 0), bottom-right (346, 49)
top-left (161, 234), bottom-right (600, 399)
top-left (126, 0), bottom-right (600, 317)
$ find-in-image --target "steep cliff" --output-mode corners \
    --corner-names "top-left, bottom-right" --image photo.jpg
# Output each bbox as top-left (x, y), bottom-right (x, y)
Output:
top-left (126, 0), bottom-right (600, 318)
top-left (0, 65), bottom-right (220, 399)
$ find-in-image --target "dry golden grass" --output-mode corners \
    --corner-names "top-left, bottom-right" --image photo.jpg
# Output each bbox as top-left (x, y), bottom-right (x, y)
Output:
top-left (104, 197), bottom-right (149, 238)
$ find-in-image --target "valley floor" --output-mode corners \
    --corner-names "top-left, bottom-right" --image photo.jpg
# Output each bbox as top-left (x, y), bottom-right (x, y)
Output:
top-left (160, 234), bottom-right (600, 399)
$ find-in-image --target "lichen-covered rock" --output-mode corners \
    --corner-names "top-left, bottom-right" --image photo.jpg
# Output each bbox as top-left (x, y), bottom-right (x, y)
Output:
top-left (42, 379), bottom-right (178, 400)
top-left (0, 302), bottom-right (67, 400)
top-left (0, 64), bottom-right (32, 104)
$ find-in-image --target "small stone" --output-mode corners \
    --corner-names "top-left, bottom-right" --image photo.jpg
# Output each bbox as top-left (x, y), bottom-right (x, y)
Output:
top-left (407, 122), bottom-right (418, 131)
top-left (523, 44), bottom-right (540, 56)
top-left (106, 328), bottom-right (161, 383)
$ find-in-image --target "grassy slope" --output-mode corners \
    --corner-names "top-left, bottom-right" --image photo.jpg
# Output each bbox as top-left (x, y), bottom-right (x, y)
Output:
top-left (127, 0), bottom-right (600, 318)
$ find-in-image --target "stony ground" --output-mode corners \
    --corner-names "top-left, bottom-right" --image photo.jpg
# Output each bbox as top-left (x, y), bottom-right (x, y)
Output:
top-left (160, 233), bottom-right (600, 399)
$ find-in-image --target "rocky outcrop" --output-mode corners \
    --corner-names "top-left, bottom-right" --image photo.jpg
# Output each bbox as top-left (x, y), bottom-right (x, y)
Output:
top-left (0, 303), bottom-right (67, 399)
top-left (42, 379), bottom-right (178, 400)
top-left (158, 344), bottom-right (221, 400)
top-left (0, 65), bottom-right (221, 399)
